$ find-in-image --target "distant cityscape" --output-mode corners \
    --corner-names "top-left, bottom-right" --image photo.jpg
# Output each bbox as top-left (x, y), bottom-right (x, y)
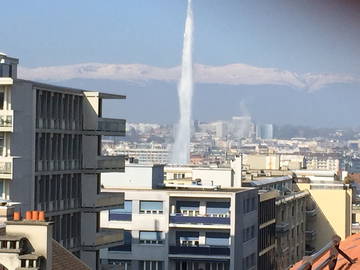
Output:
top-left (103, 119), bottom-right (360, 173)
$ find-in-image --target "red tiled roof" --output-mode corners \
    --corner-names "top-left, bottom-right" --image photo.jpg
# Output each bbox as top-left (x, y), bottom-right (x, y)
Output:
top-left (291, 234), bottom-right (360, 270)
top-left (52, 240), bottom-right (91, 270)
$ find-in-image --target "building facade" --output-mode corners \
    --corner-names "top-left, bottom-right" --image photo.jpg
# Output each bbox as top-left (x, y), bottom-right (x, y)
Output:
top-left (100, 165), bottom-right (260, 270)
top-left (0, 53), bottom-right (126, 269)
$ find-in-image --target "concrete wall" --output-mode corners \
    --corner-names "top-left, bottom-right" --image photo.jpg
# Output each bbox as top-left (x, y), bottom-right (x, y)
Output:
top-left (192, 168), bottom-right (234, 187)
top-left (6, 221), bottom-right (53, 270)
top-left (233, 190), bottom-right (258, 270)
top-left (10, 80), bottom-right (36, 211)
top-left (297, 183), bottom-right (352, 250)
top-left (102, 165), bottom-right (164, 189)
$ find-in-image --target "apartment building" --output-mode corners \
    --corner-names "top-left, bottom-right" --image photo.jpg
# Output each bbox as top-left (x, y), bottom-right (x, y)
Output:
top-left (257, 191), bottom-right (277, 270)
top-left (296, 179), bottom-right (352, 251)
top-left (0, 209), bottom-right (90, 270)
top-left (0, 53), bottom-right (126, 269)
top-left (305, 154), bottom-right (340, 171)
top-left (244, 176), bottom-right (310, 269)
top-left (100, 164), bottom-right (260, 270)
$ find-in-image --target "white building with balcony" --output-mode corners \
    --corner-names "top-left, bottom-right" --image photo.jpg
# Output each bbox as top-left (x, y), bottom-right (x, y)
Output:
top-left (100, 164), bottom-right (259, 270)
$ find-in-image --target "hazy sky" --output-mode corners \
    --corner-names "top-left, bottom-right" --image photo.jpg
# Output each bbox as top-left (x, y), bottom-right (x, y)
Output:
top-left (2, 0), bottom-right (360, 126)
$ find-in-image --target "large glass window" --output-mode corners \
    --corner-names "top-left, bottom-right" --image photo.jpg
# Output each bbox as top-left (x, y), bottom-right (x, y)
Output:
top-left (176, 231), bottom-right (199, 246)
top-left (111, 201), bottom-right (132, 214)
top-left (206, 232), bottom-right (230, 246)
top-left (206, 201), bottom-right (230, 216)
top-left (140, 201), bottom-right (163, 214)
top-left (139, 231), bottom-right (163, 244)
top-left (176, 201), bottom-right (199, 216)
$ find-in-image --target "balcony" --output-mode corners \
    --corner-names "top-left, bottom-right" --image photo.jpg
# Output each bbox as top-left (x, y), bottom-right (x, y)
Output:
top-left (83, 229), bottom-right (123, 250)
top-left (169, 246), bottom-right (230, 257)
top-left (109, 212), bottom-right (132, 221)
top-left (0, 77), bottom-right (13, 85)
top-left (82, 192), bottom-right (124, 211)
top-left (305, 230), bottom-right (316, 241)
top-left (353, 205), bottom-right (360, 214)
top-left (83, 155), bottom-right (125, 173)
top-left (0, 157), bottom-right (12, 180)
top-left (275, 222), bottom-right (289, 233)
top-left (0, 110), bottom-right (13, 132)
top-left (84, 117), bottom-right (126, 136)
top-left (305, 208), bottom-right (317, 217)
top-left (352, 223), bottom-right (360, 233)
top-left (169, 214), bottom-right (230, 226)
top-left (305, 247), bottom-right (316, 256)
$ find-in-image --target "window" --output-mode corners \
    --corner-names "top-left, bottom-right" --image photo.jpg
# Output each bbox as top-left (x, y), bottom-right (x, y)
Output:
top-left (243, 253), bottom-right (256, 269)
top-left (176, 231), bottom-right (199, 246)
top-left (139, 261), bottom-right (163, 270)
top-left (243, 225), bottom-right (256, 242)
top-left (206, 201), bottom-right (230, 216)
top-left (140, 201), bottom-right (163, 214)
top-left (139, 231), bottom-right (163, 245)
top-left (176, 201), bottom-right (199, 216)
top-left (108, 231), bottom-right (132, 252)
top-left (206, 232), bottom-right (230, 246)
top-left (244, 197), bottom-right (256, 213)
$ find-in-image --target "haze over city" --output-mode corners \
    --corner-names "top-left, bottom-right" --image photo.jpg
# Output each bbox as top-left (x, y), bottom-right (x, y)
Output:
top-left (2, 0), bottom-right (360, 127)
top-left (2, 1), bottom-right (360, 270)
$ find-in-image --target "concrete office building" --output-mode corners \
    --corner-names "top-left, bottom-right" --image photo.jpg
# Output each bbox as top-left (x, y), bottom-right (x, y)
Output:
top-left (0, 53), bottom-right (126, 269)
top-left (100, 164), bottom-right (260, 270)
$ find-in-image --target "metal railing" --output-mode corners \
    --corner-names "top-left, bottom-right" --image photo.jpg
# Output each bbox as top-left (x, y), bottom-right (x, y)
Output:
top-left (295, 235), bottom-right (354, 270)
top-left (169, 214), bottom-right (230, 225)
top-left (98, 118), bottom-right (126, 133)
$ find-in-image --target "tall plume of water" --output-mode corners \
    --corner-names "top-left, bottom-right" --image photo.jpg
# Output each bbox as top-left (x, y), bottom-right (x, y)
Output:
top-left (171, 0), bottom-right (194, 164)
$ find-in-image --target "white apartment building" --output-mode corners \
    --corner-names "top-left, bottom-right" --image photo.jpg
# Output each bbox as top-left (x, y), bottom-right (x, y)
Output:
top-left (116, 148), bottom-right (170, 164)
top-left (305, 154), bottom-right (340, 171)
top-left (0, 53), bottom-right (126, 269)
top-left (100, 164), bottom-right (259, 270)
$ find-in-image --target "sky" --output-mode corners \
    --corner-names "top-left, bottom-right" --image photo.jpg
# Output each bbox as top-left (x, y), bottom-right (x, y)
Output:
top-left (2, 0), bottom-right (360, 127)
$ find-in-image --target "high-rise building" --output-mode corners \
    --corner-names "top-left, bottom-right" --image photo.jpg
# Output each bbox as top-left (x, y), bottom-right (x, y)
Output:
top-left (0, 53), bottom-right (126, 269)
top-left (256, 124), bottom-right (274, 140)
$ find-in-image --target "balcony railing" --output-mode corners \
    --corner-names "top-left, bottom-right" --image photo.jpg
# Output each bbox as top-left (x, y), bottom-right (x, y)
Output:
top-left (83, 229), bottom-right (123, 250)
top-left (98, 118), bottom-right (126, 135)
top-left (84, 156), bottom-right (125, 172)
top-left (352, 223), bottom-right (360, 232)
top-left (276, 222), bottom-right (289, 233)
top-left (305, 230), bottom-right (316, 241)
top-left (0, 157), bottom-right (12, 179)
top-left (169, 246), bottom-right (230, 256)
top-left (0, 110), bottom-right (13, 131)
top-left (97, 156), bottom-right (125, 171)
top-left (82, 192), bottom-right (124, 210)
top-left (305, 208), bottom-right (317, 217)
top-left (109, 213), bottom-right (132, 221)
top-left (169, 214), bottom-right (230, 225)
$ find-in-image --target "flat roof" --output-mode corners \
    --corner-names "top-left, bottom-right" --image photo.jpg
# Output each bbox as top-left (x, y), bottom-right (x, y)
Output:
top-left (103, 186), bottom-right (255, 194)
top-left (16, 79), bottom-right (126, 99)
top-left (246, 175), bottom-right (293, 187)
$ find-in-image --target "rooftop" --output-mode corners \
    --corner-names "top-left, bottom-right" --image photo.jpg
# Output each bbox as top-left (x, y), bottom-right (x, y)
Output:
top-left (291, 233), bottom-right (360, 270)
